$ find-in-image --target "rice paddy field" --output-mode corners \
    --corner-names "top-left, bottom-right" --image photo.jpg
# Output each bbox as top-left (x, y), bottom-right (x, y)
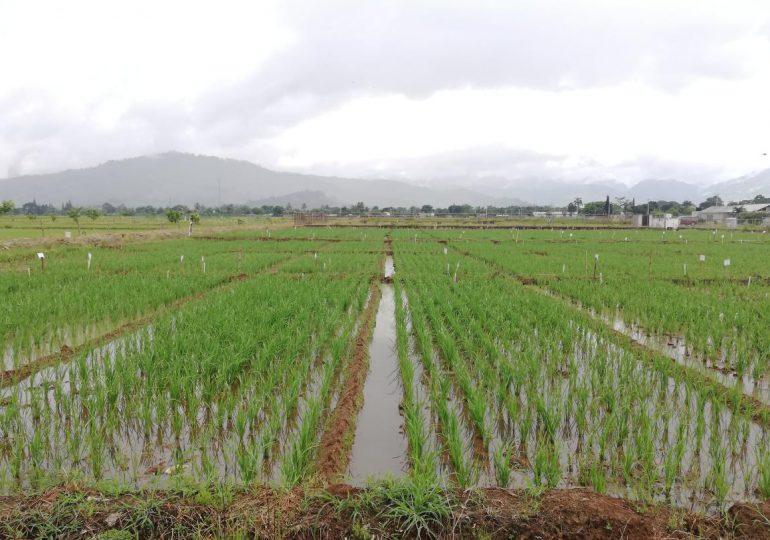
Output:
top-left (2, 224), bottom-right (770, 537)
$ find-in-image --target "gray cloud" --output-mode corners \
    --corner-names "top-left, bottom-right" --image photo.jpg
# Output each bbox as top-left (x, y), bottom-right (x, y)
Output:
top-left (1, 0), bottom-right (768, 184)
top-left (186, 0), bottom-right (760, 141)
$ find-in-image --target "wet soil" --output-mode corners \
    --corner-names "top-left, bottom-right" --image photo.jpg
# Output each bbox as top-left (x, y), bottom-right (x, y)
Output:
top-left (1, 485), bottom-right (763, 539)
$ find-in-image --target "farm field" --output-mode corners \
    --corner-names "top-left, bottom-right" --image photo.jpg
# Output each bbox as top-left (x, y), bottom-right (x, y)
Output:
top-left (1, 224), bottom-right (770, 537)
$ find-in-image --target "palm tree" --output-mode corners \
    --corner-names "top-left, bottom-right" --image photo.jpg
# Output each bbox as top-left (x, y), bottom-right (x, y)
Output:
top-left (573, 197), bottom-right (583, 215)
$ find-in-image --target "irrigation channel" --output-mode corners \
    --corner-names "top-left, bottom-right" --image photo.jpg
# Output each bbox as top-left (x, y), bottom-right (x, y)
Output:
top-left (347, 255), bottom-right (409, 483)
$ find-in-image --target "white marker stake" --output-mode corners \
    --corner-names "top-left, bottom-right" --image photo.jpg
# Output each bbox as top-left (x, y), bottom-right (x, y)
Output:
top-left (562, 264), bottom-right (566, 274)
top-left (180, 255), bottom-right (184, 264)
top-left (166, 270), bottom-right (170, 279)
top-left (683, 263), bottom-right (687, 276)
top-left (37, 252), bottom-right (45, 272)
top-left (453, 262), bottom-right (460, 283)
top-left (87, 252), bottom-right (92, 270)
top-left (748, 276), bottom-right (752, 288)
top-left (27, 267), bottom-right (31, 277)
top-left (699, 254), bottom-right (706, 262)
top-left (723, 259), bottom-right (731, 267)
top-left (443, 247), bottom-right (448, 256)
top-left (599, 272), bottom-right (603, 284)
top-left (201, 256), bottom-right (206, 273)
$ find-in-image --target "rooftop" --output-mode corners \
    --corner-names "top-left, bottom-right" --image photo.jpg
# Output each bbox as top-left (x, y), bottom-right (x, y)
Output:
top-left (697, 203), bottom-right (770, 214)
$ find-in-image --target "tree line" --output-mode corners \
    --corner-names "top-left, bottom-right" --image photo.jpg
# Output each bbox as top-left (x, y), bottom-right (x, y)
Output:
top-left (1, 194), bottom-right (768, 220)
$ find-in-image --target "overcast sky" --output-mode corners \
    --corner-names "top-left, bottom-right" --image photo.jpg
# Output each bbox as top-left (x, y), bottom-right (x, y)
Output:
top-left (2, 0), bottom-right (770, 187)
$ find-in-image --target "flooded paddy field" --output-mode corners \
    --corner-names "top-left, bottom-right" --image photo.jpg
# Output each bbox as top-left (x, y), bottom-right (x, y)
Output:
top-left (2, 226), bottom-right (770, 518)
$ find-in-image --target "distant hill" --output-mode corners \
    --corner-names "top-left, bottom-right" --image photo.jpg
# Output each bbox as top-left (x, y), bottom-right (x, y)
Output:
top-left (702, 169), bottom-right (770, 203)
top-left (627, 179), bottom-right (699, 203)
top-left (2, 152), bottom-right (768, 207)
top-left (0, 152), bottom-right (526, 208)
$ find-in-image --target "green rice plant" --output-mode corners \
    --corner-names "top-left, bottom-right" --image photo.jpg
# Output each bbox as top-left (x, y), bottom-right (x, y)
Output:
top-left (756, 447), bottom-right (770, 498)
top-left (363, 476), bottom-right (453, 540)
top-left (492, 442), bottom-right (513, 488)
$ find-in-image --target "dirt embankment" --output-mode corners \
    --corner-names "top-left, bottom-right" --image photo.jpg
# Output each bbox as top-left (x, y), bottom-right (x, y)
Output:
top-left (2, 485), bottom-right (769, 539)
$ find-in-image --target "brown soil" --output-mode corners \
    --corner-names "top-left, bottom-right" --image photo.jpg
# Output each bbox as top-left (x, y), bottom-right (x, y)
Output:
top-left (729, 501), bottom-right (770, 539)
top-left (0, 485), bottom-right (762, 539)
top-left (315, 279), bottom-right (381, 482)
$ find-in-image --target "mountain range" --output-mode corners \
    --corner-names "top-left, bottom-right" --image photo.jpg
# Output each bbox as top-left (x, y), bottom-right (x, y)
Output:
top-left (0, 152), bottom-right (769, 207)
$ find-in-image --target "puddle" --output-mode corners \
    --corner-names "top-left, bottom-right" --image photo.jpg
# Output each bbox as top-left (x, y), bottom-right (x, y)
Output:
top-left (347, 280), bottom-right (408, 484)
top-left (384, 256), bottom-right (395, 278)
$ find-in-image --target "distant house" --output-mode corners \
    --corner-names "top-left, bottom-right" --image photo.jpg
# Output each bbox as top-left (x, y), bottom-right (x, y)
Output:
top-left (694, 203), bottom-right (770, 224)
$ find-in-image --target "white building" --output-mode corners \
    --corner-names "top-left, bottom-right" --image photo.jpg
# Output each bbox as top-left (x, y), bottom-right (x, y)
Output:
top-left (632, 214), bottom-right (680, 229)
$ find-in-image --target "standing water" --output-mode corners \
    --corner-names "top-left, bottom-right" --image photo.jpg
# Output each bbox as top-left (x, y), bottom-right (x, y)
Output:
top-left (347, 256), bottom-right (408, 483)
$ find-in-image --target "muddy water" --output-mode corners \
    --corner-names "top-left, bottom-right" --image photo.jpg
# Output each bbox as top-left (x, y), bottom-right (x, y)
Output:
top-left (347, 258), bottom-right (408, 484)
top-left (384, 256), bottom-right (395, 278)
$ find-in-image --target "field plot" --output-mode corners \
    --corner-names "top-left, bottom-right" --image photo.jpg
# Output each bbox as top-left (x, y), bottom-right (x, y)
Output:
top-left (1, 225), bottom-right (770, 523)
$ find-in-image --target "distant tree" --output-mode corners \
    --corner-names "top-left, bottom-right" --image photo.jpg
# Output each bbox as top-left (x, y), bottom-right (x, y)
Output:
top-left (84, 208), bottom-right (101, 221)
top-left (189, 212), bottom-right (201, 224)
top-left (0, 200), bottom-right (14, 215)
top-left (67, 207), bottom-right (82, 234)
top-left (582, 201), bottom-right (604, 215)
top-left (272, 206), bottom-right (285, 216)
top-left (567, 202), bottom-right (577, 214)
top-left (573, 197), bottom-right (583, 215)
top-left (421, 204), bottom-right (434, 214)
top-left (605, 195), bottom-right (611, 216)
top-left (614, 196), bottom-right (630, 214)
top-left (166, 209), bottom-right (182, 223)
top-left (448, 204), bottom-right (473, 215)
top-left (697, 195), bottom-right (723, 211)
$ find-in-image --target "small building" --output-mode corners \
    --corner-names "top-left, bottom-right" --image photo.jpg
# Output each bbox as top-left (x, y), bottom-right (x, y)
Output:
top-left (694, 203), bottom-right (770, 224)
top-left (632, 214), bottom-right (680, 230)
